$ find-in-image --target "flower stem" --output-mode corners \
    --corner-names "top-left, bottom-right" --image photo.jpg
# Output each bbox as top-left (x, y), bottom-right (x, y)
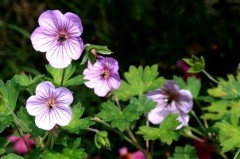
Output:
top-left (202, 69), bottom-right (219, 84)
top-left (5, 104), bottom-right (32, 152)
top-left (92, 117), bottom-right (152, 159)
top-left (113, 90), bottom-right (121, 110)
top-left (86, 127), bottom-right (99, 133)
top-left (60, 68), bottom-right (66, 87)
top-left (234, 148), bottom-right (240, 159)
top-left (15, 123), bottom-right (32, 152)
top-left (146, 119), bottom-right (150, 153)
top-left (191, 111), bottom-right (205, 131)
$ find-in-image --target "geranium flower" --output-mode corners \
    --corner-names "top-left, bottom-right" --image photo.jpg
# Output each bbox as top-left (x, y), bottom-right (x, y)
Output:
top-left (83, 56), bottom-right (121, 97)
top-left (147, 80), bottom-right (193, 129)
top-left (31, 10), bottom-right (83, 68)
top-left (26, 81), bottom-right (73, 130)
top-left (119, 147), bottom-right (146, 159)
top-left (8, 133), bottom-right (35, 155)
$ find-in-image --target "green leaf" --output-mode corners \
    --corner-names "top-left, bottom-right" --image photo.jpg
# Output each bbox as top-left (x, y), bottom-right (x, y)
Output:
top-left (128, 96), bottom-right (157, 115)
top-left (64, 74), bottom-right (84, 86)
top-left (182, 56), bottom-right (205, 73)
top-left (41, 150), bottom-right (68, 159)
top-left (1, 153), bottom-right (24, 159)
top-left (207, 74), bottom-right (240, 101)
top-left (0, 137), bottom-right (10, 155)
top-left (168, 145), bottom-right (198, 159)
top-left (46, 64), bottom-right (78, 86)
top-left (17, 107), bottom-right (33, 132)
top-left (202, 101), bottom-right (240, 120)
top-left (0, 115), bottom-right (13, 133)
top-left (116, 65), bottom-right (165, 101)
top-left (29, 148), bottom-right (44, 159)
top-left (85, 44), bottom-right (113, 55)
top-left (137, 114), bottom-right (180, 144)
top-left (4, 77), bottom-right (20, 112)
top-left (62, 147), bottom-right (87, 159)
top-left (15, 74), bottom-right (44, 87)
top-left (63, 103), bottom-right (94, 133)
top-left (98, 101), bottom-right (140, 131)
top-left (215, 113), bottom-right (240, 152)
top-left (173, 76), bottom-right (201, 98)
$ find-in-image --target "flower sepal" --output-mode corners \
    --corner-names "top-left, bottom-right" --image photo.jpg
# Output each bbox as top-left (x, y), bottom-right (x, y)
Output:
top-left (94, 131), bottom-right (111, 149)
top-left (80, 44), bottom-right (113, 65)
top-left (182, 56), bottom-right (205, 73)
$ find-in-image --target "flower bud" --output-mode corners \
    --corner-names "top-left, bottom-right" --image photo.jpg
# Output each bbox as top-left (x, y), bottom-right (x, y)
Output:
top-left (94, 131), bottom-right (111, 150)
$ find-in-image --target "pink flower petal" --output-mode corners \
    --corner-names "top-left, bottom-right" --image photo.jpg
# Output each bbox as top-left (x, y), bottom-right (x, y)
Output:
top-left (38, 10), bottom-right (64, 30)
top-left (30, 27), bottom-right (56, 52)
top-left (64, 38), bottom-right (83, 60)
top-left (64, 12), bottom-right (83, 36)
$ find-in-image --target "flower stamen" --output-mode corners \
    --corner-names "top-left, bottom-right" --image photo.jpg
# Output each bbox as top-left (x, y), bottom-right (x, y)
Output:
top-left (57, 33), bottom-right (67, 42)
top-left (101, 69), bottom-right (110, 79)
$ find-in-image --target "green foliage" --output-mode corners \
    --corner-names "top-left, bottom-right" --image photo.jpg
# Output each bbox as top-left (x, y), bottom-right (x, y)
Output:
top-left (0, 77), bottom-right (20, 114)
top-left (98, 96), bottom-right (155, 131)
top-left (52, 137), bottom-right (87, 159)
top-left (81, 44), bottom-right (113, 64)
top-left (202, 101), bottom-right (240, 120)
top-left (0, 115), bottom-right (13, 133)
top-left (97, 101), bottom-right (138, 131)
top-left (128, 95), bottom-right (157, 115)
top-left (0, 137), bottom-right (10, 155)
top-left (182, 56), bottom-right (205, 73)
top-left (17, 107), bottom-right (33, 132)
top-left (207, 74), bottom-right (240, 101)
top-left (62, 147), bottom-right (87, 159)
top-left (45, 64), bottom-right (84, 87)
top-left (215, 113), bottom-right (240, 153)
top-left (15, 74), bottom-right (44, 87)
top-left (137, 114), bottom-right (181, 145)
top-left (63, 103), bottom-right (94, 134)
top-left (1, 153), bottom-right (24, 159)
top-left (168, 145), bottom-right (198, 159)
top-left (173, 76), bottom-right (201, 98)
top-left (116, 65), bottom-right (165, 101)
top-left (41, 150), bottom-right (69, 159)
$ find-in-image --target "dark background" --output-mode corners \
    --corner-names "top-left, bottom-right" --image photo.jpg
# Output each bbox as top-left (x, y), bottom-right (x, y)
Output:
top-left (0, 0), bottom-right (240, 80)
top-left (0, 0), bottom-right (240, 158)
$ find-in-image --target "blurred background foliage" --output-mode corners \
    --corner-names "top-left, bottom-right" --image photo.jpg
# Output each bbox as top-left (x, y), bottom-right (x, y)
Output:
top-left (1, 0), bottom-right (240, 158)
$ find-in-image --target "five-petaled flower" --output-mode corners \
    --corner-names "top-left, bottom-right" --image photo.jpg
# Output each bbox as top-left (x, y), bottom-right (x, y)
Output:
top-left (31, 10), bottom-right (84, 68)
top-left (26, 81), bottom-right (73, 130)
top-left (147, 80), bottom-right (193, 129)
top-left (83, 56), bottom-right (121, 97)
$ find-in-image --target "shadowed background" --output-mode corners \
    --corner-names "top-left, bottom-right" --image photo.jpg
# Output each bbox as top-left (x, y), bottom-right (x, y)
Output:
top-left (0, 0), bottom-right (240, 158)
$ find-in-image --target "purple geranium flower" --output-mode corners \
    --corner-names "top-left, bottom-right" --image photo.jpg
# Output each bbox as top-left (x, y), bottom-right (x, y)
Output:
top-left (147, 80), bottom-right (193, 129)
top-left (26, 81), bottom-right (73, 130)
top-left (83, 56), bottom-right (121, 97)
top-left (31, 10), bottom-right (83, 68)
